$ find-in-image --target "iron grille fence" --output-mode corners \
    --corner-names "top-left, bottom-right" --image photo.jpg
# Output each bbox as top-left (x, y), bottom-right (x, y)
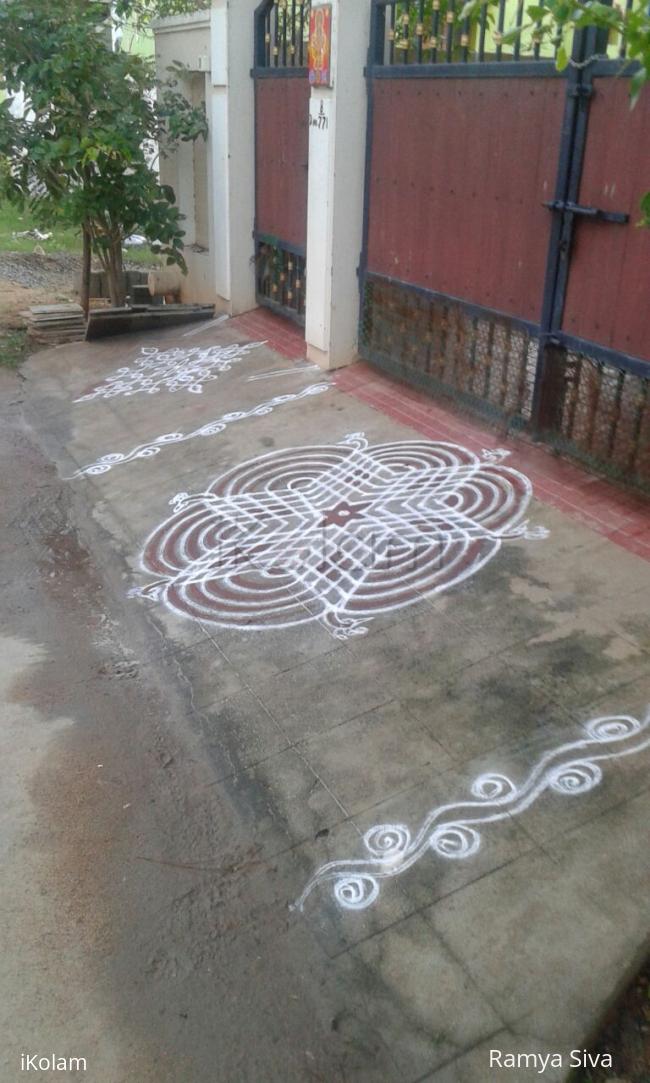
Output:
top-left (362, 278), bottom-right (650, 492)
top-left (255, 0), bottom-right (311, 70)
top-left (537, 347), bottom-right (650, 491)
top-left (372, 0), bottom-right (561, 65)
top-left (255, 237), bottom-right (306, 323)
top-left (361, 276), bottom-right (537, 428)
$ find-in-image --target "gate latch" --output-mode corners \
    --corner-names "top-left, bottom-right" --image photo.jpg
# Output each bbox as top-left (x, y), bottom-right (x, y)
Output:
top-left (543, 199), bottom-right (629, 224)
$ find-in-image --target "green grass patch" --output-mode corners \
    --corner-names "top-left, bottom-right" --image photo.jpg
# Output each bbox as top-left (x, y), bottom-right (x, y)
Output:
top-left (0, 328), bottom-right (29, 368)
top-left (0, 204), bottom-right (159, 265)
top-left (0, 204), bottom-right (81, 254)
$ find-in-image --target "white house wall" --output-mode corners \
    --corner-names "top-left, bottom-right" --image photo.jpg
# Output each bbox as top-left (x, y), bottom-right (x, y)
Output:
top-left (154, 0), bottom-right (373, 361)
top-left (154, 11), bottom-right (214, 304)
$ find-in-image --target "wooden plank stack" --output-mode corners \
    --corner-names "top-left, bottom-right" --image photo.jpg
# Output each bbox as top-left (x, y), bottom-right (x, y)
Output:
top-left (23, 304), bottom-right (87, 345)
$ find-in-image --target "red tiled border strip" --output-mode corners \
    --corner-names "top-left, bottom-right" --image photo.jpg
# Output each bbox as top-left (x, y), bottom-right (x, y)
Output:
top-left (230, 308), bottom-right (649, 562)
top-left (334, 362), bottom-right (650, 562)
top-left (230, 308), bottom-right (307, 362)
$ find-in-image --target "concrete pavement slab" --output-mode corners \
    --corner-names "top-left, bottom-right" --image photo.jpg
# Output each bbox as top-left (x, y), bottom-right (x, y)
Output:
top-left (253, 645), bottom-right (398, 742)
top-left (196, 745), bottom-right (347, 862)
top-left (208, 615), bottom-right (346, 683)
top-left (15, 315), bottom-right (650, 1082)
top-left (297, 700), bottom-right (454, 815)
top-left (424, 848), bottom-right (640, 1048)
top-left (544, 787), bottom-right (650, 936)
top-left (346, 912), bottom-right (504, 1080)
top-left (403, 651), bottom-right (574, 763)
top-left (503, 628), bottom-right (648, 713)
top-left (196, 688), bottom-right (292, 780)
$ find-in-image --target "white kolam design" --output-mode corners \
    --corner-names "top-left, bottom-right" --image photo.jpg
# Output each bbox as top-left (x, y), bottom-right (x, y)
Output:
top-left (129, 434), bottom-right (548, 640)
top-left (74, 341), bottom-right (266, 402)
top-left (294, 712), bottom-right (650, 912)
top-left (66, 384), bottom-right (330, 479)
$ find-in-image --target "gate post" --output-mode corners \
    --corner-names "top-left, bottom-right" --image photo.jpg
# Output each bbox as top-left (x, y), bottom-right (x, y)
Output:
top-left (304, 0), bottom-right (371, 370)
top-left (209, 0), bottom-right (258, 315)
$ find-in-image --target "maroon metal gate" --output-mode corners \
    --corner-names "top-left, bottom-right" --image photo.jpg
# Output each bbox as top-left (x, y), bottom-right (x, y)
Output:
top-left (253, 0), bottom-right (311, 324)
top-left (360, 1), bottom-right (650, 491)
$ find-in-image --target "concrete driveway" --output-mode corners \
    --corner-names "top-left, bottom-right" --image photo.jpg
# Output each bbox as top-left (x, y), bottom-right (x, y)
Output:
top-left (2, 310), bottom-right (649, 1082)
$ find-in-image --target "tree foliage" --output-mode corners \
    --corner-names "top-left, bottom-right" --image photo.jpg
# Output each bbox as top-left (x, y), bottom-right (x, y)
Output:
top-left (461, 0), bottom-right (649, 102)
top-left (113, 0), bottom-right (210, 34)
top-left (0, 0), bottom-right (208, 305)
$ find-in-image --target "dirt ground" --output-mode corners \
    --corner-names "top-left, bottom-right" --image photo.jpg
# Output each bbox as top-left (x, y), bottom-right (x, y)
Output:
top-left (0, 250), bottom-right (155, 331)
top-left (0, 253), bottom-right (80, 328)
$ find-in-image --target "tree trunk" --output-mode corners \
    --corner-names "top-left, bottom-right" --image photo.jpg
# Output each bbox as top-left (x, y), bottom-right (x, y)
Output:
top-left (80, 224), bottom-right (92, 320)
top-left (106, 236), bottom-right (126, 307)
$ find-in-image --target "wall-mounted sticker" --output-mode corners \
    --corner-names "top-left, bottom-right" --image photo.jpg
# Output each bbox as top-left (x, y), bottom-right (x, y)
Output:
top-left (66, 383), bottom-right (330, 479)
top-left (293, 711), bottom-right (650, 912)
top-left (308, 4), bottom-right (332, 86)
top-left (130, 434), bottom-right (548, 640)
top-left (74, 341), bottom-right (265, 403)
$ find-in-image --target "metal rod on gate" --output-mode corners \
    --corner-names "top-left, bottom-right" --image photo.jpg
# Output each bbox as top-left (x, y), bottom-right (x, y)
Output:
top-left (607, 370), bottom-right (626, 456)
top-left (388, 1), bottom-right (396, 65)
top-left (628, 382), bottom-right (648, 475)
top-left (531, 26), bottom-right (600, 432)
top-left (417, 0), bottom-right (425, 62)
top-left (291, 0), bottom-right (296, 65)
top-left (287, 253), bottom-right (294, 311)
top-left (402, 1), bottom-right (411, 64)
top-left (478, 1), bottom-right (487, 61)
top-left (431, 0), bottom-right (440, 62)
top-left (496, 0), bottom-right (506, 59)
top-left (515, 332), bottom-right (529, 413)
top-left (514, 0), bottom-right (524, 59)
top-left (299, 0), bottom-right (305, 65)
top-left (446, 0), bottom-right (456, 62)
top-left (533, 15), bottom-right (542, 60)
top-left (461, 11), bottom-right (470, 61)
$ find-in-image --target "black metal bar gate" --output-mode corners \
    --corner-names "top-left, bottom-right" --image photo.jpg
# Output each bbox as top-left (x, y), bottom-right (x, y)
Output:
top-left (359, 0), bottom-right (650, 492)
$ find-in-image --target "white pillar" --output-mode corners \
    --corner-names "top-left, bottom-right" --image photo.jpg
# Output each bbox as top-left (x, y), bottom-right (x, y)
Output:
top-left (305, 0), bottom-right (370, 370)
top-left (210, 0), bottom-right (258, 315)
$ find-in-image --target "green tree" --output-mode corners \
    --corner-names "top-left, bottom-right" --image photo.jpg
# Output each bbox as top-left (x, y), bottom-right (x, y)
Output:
top-left (115, 0), bottom-right (209, 19)
top-left (0, 0), bottom-right (208, 309)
